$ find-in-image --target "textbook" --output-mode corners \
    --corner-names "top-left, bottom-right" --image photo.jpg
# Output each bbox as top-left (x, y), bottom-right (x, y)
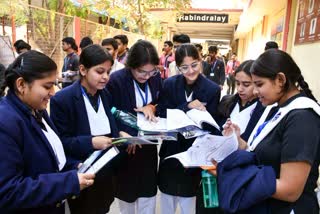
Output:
top-left (165, 134), bottom-right (238, 167)
top-left (167, 109), bottom-right (220, 139)
top-left (78, 147), bottom-right (119, 174)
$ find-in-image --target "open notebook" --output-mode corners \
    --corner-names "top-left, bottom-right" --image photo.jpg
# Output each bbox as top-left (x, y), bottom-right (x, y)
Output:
top-left (167, 109), bottom-right (221, 139)
top-left (165, 133), bottom-right (238, 167)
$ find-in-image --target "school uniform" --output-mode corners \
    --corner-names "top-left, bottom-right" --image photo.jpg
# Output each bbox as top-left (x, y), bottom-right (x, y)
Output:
top-left (196, 94), bottom-right (265, 214)
top-left (106, 68), bottom-right (162, 214)
top-left (246, 93), bottom-right (320, 214)
top-left (219, 94), bottom-right (265, 141)
top-left (50, 80), bottom-right (119, 214)
top-left (156, 74), bottom-right (221, 214)
top-left (203, 59), bottom-right (225, 86)
top-left (0, 91), bottom-right (80, 214)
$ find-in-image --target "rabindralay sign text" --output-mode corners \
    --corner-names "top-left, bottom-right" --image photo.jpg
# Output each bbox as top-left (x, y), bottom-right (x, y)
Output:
top-left (177, 13), bottom-right (229, 23)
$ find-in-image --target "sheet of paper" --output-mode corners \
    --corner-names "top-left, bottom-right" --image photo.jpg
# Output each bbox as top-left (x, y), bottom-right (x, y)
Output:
top-left (137, 113), bottom-right (167, 131)
top-left (186, 109), bottom-right (220, 130)
top-left (86, 147), bottom-right (119, 174)
top-left (167, 109), bottom-right (196, 130)
top-left (165, 133), bottom-right (238, 167)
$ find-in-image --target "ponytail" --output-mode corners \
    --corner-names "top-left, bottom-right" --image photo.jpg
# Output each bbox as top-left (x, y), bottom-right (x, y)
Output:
top-left (0, 51), bottom-right (57, 97)
top-left (297, 75), bottom-right (317, 102)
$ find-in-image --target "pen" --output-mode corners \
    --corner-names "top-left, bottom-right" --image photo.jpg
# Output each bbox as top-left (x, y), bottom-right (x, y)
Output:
top-left (111, 139), bottom-right (128, 145)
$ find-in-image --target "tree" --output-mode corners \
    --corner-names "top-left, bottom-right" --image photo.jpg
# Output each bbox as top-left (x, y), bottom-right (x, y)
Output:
top-left (84, 0), bottom-right (192, 38)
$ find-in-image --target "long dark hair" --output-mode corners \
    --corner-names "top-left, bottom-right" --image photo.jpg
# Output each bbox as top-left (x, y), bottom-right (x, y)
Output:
top-left (218, 60), bottom-right (254, 117)
top-left (251, 49), bottom-right (317, 102)
top-left (126, 40), bottom-right (159, 69)
top-left (80, 44), bottom-right (113, 70)
top-left (0, 50), bottom-right (57, 96)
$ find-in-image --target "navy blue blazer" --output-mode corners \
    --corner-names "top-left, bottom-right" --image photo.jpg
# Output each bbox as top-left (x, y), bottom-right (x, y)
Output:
top-left (106, 67), bottom-right (162, 202)
top-left (217, 150), bottom-right (276, 214)
top-left (0, 91), bottom-right (79, 214)
top-left (50, 80), bottom-right (119, 161)
top-left (156, 74), bottom-right (221, 196)
top-left (106, 68), bottom-right (162, 136)
top-left (156, 73), bottom-right (221, 119)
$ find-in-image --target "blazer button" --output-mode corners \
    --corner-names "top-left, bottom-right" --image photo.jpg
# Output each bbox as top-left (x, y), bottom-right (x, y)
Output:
top-left (71, 195), bottom-right (77, 199)
top-left (56, 202), bottom-right (61, 208)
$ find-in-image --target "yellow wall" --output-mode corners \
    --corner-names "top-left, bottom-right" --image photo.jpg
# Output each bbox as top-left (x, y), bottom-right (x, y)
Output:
top-left (289, 0), bottom-right (320, 100)
top-left (239, 8), bottom-right (286, 61)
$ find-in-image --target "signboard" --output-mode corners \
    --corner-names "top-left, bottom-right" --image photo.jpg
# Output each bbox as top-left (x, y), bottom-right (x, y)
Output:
top-left (295, 0), bottom-right (320, 44)
top-left (177, 13), bottom-right (228, 23)
top-left (0, 36), bottom-right (15, 68)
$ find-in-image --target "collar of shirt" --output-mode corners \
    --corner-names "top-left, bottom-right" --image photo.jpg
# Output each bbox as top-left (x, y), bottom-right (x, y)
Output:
top-left (82, 87), bottom-right (100, 112)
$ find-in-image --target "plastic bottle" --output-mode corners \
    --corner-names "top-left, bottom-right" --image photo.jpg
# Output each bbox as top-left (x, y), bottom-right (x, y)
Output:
top-left (202, 170), bottom-right (219, 208)
top-left (111, 107), bottom-right (139, 130)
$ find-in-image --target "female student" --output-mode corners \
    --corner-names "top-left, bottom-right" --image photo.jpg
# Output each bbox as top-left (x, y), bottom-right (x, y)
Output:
top-left (50, 45), bottom-right (119, 214)
top-left (196, 60), bottom-right (265, 214)
top-left (0, 50), bottom-right (94, 214)
top-left (156, 43), bottom-right (221, 214)
top-left (217, 49), bottom-right (320, 213)
top-left (217, 60), bottom-right (265, 141)
top-left (106, 40), bottom-right (162, 214)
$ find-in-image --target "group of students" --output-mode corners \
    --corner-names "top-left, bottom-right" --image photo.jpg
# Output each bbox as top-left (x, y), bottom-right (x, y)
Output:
top-left (0, 38), bottom-right (319, 214)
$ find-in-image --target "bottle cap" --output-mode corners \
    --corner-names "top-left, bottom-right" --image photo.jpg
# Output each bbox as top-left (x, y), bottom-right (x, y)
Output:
top-left (111, 107), bottom-right (117, 114)
top-left (202, 170), bottom-right (213, 177)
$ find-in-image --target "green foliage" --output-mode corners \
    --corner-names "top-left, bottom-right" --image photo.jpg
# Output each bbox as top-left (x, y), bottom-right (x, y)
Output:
top-left (0, 0), bottom-right (28, 26)
top-left (92, 0), bottom-right (191, 38)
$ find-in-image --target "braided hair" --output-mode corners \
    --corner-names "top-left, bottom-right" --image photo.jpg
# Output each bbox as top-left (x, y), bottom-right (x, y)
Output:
top-left (250, 49), bottom-right (317, 102)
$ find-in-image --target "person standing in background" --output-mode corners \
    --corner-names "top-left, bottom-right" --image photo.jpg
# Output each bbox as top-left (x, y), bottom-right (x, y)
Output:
top-left (169, 34), bottom-right (191, 77)
top-left (225, 53), bottom-right (240, 95)
top-left (61, 37), bottom-right (79, 88)
top-left (101, 38), bottom-right (125, 73)
top-left (203, 46), bottom-right (225, 90)
top-left (194, 43), bottom-right (210, 75)
top-left (264, 41), bottom-right (279, 51)
top-left (79, 36), bottom-right (93, 51)
top-left (113, 35), bottom-right (129, 65)
top-left (13, 40), bottom-right (31, 55)
top-left (159, 40), bottom-right (175, 79)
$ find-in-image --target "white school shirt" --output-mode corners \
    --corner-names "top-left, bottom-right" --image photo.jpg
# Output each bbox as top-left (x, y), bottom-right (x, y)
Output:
top-left (42, 119), bottom-right (67, 170)
top-left (229, 101), bottom-right (257, 134)
top-left (248, 97), bottom-right (320, 151)
top-left (83, 95), bottom-right (111, 136)
top-left (133, 81), bottom-right (152, 108)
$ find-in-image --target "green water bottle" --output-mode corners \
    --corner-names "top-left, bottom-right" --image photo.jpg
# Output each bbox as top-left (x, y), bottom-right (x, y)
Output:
top-left (111, 107), bottom-right (139, 130)
top-left (202, 170), bottom-right (219, 208)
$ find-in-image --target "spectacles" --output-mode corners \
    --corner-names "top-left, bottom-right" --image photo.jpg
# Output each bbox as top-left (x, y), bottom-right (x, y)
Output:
top-left (177, 62), bottom-right (201, 74)
top-left (136, 67), bottom-right (159, 77)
